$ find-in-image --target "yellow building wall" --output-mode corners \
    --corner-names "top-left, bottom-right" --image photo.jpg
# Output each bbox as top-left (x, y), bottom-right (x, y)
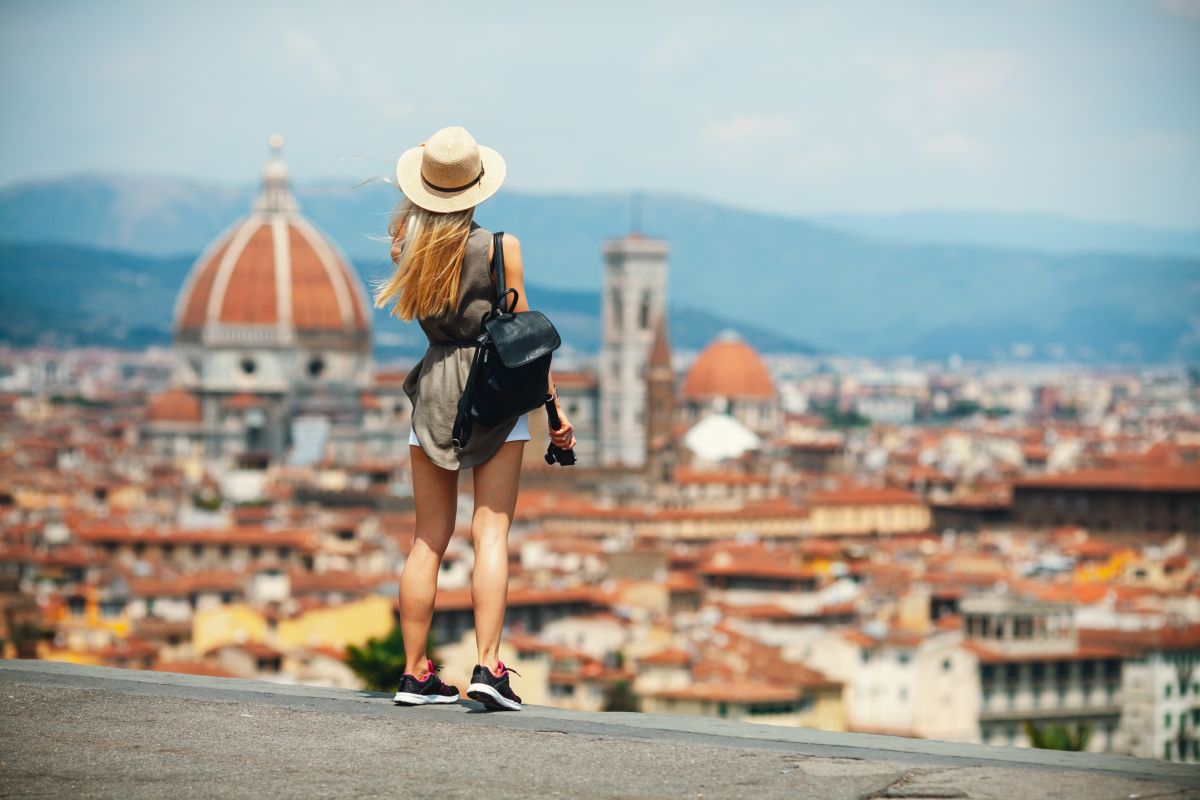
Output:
top-left (277, 595), bottom-right (393, 651)
top-left (192, 604), bottom-right (270, 656)
top-left (193, 596), bottom-right (395, 657)
top-left (36, 647), bottom-right (106, 666)
top-left (810, 504), bottom-right (930, 536)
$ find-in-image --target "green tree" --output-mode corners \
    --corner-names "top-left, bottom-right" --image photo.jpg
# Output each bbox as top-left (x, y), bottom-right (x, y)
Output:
top-left (345, 626), bottom-right (435, 692)
top-left (602, 679), bottom-right (640, 712)
top-left (1024, 721), bottom-right (1091, 751)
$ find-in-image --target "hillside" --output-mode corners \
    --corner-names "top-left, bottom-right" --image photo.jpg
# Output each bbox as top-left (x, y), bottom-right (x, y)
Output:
top-left (0, 241), bottom-right (812, 359)
top-left (2, 175), bottom-right (1197, 362)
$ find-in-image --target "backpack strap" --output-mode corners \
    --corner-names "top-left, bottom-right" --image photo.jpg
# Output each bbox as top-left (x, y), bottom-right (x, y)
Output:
top-left (451, 338), bottom-right (486, 449)
top-left (490, 230), bottom-right (518, 315)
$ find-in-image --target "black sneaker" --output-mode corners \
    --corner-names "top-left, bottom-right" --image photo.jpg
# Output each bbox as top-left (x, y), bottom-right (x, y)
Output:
top-left (467, 660), bottom-right (523, 711)
top-left (392, 659), bottom-right (460, 706)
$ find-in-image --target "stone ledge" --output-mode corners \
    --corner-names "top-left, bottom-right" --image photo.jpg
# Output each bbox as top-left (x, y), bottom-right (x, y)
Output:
top-left (2, 659), bottom-right (1196, 799)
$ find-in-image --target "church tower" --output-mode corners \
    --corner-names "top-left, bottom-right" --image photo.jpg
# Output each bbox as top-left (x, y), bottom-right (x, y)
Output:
top-left (599, 233), bottom-right (668, 467)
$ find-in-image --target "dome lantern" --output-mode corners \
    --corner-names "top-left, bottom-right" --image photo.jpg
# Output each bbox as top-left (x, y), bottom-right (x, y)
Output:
top-left (253, 133), bottom-right (298, 215)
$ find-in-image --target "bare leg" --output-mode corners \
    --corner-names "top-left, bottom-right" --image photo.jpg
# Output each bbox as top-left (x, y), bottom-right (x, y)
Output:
top-left (470, 440), bottom-right (524, 672)
top-left (400, 444), bottom-right (458, 680)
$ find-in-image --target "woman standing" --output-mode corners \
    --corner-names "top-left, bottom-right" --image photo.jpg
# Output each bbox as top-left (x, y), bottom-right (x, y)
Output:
top-left (376, 126), bottom-right (576, 711)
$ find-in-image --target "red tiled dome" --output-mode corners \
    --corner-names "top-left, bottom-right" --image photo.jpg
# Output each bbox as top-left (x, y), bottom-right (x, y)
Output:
top-left (173, 140), bottom-right (370, 340)
top-left (147, 388), bottom-right (202, 423)
top-left (682, 331), bottom-right (776, 401)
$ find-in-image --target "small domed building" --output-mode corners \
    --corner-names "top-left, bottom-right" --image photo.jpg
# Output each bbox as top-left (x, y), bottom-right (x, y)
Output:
top-left (145, 137), bottom-right (401, 462)
top-left (680, 329), bottom-right (780, 440)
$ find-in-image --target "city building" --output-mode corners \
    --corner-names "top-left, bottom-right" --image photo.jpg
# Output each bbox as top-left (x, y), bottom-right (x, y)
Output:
top-left (963, 596), bottom-right (1125, 752)
top-left (1012, 464), bottom-right (1200, 535)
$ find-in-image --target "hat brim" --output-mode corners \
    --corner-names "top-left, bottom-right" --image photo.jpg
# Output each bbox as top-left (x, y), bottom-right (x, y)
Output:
top-left (395, 143), bottom-right (506, 213)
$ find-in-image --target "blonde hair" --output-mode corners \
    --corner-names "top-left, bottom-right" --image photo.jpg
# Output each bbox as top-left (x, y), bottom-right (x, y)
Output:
top-left (373, 197), bottom-right (474, 321)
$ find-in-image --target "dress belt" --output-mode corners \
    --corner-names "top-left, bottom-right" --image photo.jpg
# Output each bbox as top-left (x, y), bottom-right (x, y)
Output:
top-left (428, 338), bottom-right (480, 348)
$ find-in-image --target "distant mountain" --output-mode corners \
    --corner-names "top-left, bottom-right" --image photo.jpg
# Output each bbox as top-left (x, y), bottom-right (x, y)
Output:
top-left (0, 241), bottom-right (812, 359)
top-left (2, 175), bottom-right (1198, 362)
top-left (814, 210), bottom-right (1200, 259)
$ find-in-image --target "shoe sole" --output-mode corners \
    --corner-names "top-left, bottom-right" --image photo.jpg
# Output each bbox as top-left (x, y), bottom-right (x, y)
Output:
top-left (392, 691), bottom-right (460, 706)
top-left (466, 682), bottom-right (522, 711)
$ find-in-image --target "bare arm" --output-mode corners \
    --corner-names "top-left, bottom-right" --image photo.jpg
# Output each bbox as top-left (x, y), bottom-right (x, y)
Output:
top-left (492, 233), bottom-right (576, 449)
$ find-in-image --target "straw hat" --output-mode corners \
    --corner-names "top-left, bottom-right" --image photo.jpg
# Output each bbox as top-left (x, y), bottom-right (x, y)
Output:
top-left (395, 126), bottom-right (506, 213)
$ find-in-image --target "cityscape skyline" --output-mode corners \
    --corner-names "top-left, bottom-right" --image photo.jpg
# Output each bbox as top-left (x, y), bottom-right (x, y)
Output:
top-left (2, 0), bottom-right (1199, 781)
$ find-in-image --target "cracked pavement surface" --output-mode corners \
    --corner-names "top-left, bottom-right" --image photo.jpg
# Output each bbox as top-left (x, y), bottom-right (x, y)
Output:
top-left (1, 660), bottom-right (1197, 800)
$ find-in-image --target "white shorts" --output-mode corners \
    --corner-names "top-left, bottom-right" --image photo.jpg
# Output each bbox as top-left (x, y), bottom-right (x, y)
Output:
top-left (408, 412), bottom-right (531, 448)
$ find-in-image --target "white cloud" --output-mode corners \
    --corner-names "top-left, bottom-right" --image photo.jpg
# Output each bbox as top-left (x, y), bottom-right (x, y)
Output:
top-left (703, 116), bottom-right (797, 145)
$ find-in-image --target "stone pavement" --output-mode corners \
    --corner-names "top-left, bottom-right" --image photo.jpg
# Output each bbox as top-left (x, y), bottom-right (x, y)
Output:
top-left (1, 659), bottom-right (1197, 799)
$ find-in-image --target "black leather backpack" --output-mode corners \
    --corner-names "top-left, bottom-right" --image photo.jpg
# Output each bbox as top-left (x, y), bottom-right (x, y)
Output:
top-left (451, 231), bottom-right (561, 449)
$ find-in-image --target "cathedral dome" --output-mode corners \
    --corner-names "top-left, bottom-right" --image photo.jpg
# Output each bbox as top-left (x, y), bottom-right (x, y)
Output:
top-left (173, 137), bottom-right (371, 349)
top-left (681, 330), bottom-right (776, 401)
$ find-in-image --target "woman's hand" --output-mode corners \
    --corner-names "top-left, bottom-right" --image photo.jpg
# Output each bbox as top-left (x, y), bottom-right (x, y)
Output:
top-left (549, 394), bottom-right (576, 450)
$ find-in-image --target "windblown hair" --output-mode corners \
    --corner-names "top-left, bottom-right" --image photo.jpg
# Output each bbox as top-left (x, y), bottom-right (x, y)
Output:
top-left (373, 197), bottom-right (475, 321)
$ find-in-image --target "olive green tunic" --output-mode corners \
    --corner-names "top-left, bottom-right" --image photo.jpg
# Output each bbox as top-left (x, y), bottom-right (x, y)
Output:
top-left (402, 223), bottom-right (519, 470)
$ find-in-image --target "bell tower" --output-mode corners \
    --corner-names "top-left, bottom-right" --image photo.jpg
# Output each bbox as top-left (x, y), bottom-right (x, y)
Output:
top-left (599, 232), bottom-right (669, 467)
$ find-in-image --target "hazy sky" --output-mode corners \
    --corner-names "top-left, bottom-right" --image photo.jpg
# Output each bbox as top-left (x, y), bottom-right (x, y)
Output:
top-left (2, 0), bottom-right (1198, 227)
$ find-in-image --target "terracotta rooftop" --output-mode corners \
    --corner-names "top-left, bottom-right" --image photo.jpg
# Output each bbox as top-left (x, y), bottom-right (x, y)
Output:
top-left (146, 389), bottom-right (202, 424)
top-left (1013, 463), bottom-right (1200, 493)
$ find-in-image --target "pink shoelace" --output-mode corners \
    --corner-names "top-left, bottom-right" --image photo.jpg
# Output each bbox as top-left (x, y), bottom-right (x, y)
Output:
top-left (494, 660), bottom-right (521, 678)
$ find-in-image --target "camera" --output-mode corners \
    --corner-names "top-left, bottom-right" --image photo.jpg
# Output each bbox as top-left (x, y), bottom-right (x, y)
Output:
top-left (544, 392), bottom-right (577, 467)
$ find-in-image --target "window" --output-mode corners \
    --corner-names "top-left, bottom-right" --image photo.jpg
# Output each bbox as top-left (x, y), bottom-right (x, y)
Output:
top-left (638, 291), bottom-right (651, 330)
top-left (240, 357), bottom-right (257, 375)
top-left (1165, 713), bottom-right (1173, 728)
top-left (610, 288), bottom-right (624, 327)
top-left (897, 652), bottom-right (911, 666)
top-left (942, 658), bottom-right (952, 673)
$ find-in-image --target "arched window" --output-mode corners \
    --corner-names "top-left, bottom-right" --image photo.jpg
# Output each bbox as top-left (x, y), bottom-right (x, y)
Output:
top-left (639, 291), bottom-right (652, 329)
top-left (610, 288), bottom-right (623, 328)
